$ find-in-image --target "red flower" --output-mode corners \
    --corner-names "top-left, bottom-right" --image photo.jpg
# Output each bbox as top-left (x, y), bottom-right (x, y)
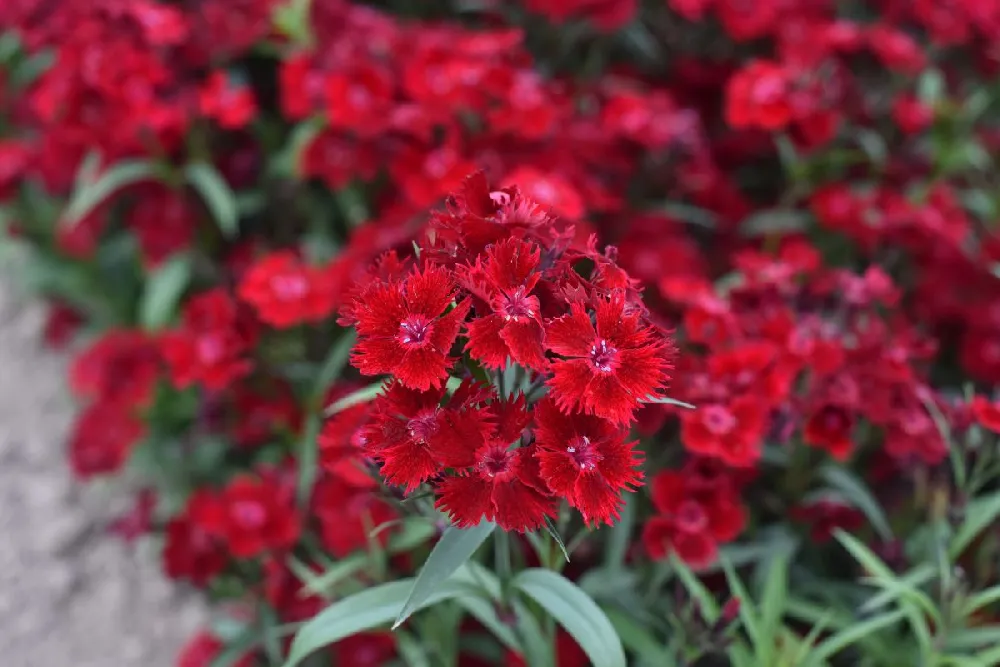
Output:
top-left (199, 70), bottom-right (257, 129)
top-left (325, 63), bottom-right (394, 137)
top-left (349, 265), bottom-right (471, 390)
top-left (680, 398), bottom-right (768, 467)
top-left (533, 399), bottom-right (643, 526)
top-left (126, 185), bottom-right (197, 267)
top-left (502, 167), bottom-right (585, 220)
top-left (971, 396), bottom-right (1000, 433)
top-left (546, 292), bottom-right (672, 425)
top-left (461, 238), bottom-right (548, 371)
top-left (163, 491), bottom-right (228, 587)
top-left (436, 443), bottom-right (556, 532)
top-left (68, 401), bottom-right (145, 480)
top-left (312, 475), bottom-right (397, 558)
top-left (803, 403), bottom-right (855, 460)
top-left (359, 381), bottom-right (492, 491)
top-left (725, 60), bottom-right (792, 131)
top-left (203, 474), bottom-right (302, 559)
top-left (642, 467), bottom-right (746, 569)
top-left (161, 289), bottom-right (257, 391)
top-left (238, 250), bottom-right (337, 328)
top-left (332, 633), bottom-right (398, 667)
top-left (229, 381), bottom-right (302, 447)
top-left (507, 630), bottom-right (588, 667)
top-left (69, 330), bottom-right (161, 407)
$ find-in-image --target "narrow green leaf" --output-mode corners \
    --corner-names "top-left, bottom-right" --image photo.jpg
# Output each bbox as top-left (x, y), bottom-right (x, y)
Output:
top-left (603, 608), bottom-right (674, 666)
top-left (63, 159), bottom-right (158, 225)
top-left (604, 494), bottom-right (634, 569)
top-left (324, 381), bottom-right (387, 416)
top-left (310, 331), bottom-right (356, 405)
top-left (835, 530), bottom-right (894, 580)
top-left (721, 558), bottom-right (761, 649)
top-left (945, 626), bottom-right (1000, 651)
top-left (641, 395), bottom-right (695, 409)
top-left (757, 554), bottom-right (789, 664)
top-left (184, 162), bottom-right (238, 238)
top-left (671, 555), bottom-right (720, 622)
top-left (820, 464), bottom-right (893, 541)
top-left (139, 253), bottom-right (193, 330)
top-left (805, 609), bottom-right (905, 665)
top-left (951, 490), bottom-right (1000, 558)
top-left (396, 632), bottom-right (432, 667)
top-left (295, 413), bottom-right (322, 506)
top-left (859, 563), bottom-right (936, 614)
top-left (512, 568), bottom-right (626, 667)
top-left (394, 520), bottom-right (496, 629)
top-left (964, 584), bottom-right (1000, 616)
top-left (283, 575), bottom-right (480, 667)
top-left (541, 516), bottom-right (570, 562)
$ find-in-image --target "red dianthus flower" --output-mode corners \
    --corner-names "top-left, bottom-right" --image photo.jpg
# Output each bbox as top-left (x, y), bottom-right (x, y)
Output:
top-left (546, 292), bottom-right (672, 425)
top-left (349, 265), bottom-right (471, 390)
top-left (238, 250), bottom-right (337, 328)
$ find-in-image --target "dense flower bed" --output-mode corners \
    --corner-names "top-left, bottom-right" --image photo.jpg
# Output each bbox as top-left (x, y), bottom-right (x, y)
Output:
top-left (4, 0), bottom-right (1000, 665)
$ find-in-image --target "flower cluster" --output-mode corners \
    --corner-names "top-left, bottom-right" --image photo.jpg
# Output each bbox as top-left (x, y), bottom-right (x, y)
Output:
top-left (345, 174), bottom-right (674, 530)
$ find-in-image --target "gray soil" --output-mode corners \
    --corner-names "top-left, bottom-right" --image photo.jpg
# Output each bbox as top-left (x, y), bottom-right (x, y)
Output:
top-left (0, 271), bottom-right (206, 667)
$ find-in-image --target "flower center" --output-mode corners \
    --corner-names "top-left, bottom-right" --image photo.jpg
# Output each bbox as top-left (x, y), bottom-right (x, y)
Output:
top-left (196, 334), bottom-right (225, 364)
top-left (590, 339), bottom-right (619, 372)
top-left (398, 316), bottom-right (433, 346)
top-left (566, 436), bottom-right (601, 471)
top-left (499, 287), bottom-right (536, 322)
top-left (271, 273), bottom-right (308, 301)
top-left (675, 500), bottom-right (709, 533)
top-left (703, 405), bottom-right (737, 435)
top-left (477, 444), bottom-right (516, 481)
top-left (406, 410), bottom-right (439, 444)
top-left (231, 500), bottom-right (266, 529)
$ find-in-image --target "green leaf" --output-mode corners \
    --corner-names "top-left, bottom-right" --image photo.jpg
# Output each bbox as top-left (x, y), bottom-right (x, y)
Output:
top-left (720, 558), bottom-right (761, 648)
top-left (804, 609), bottom-right (905, 665)
top-left (283, 575), bottom-right (481, 667)
top-left (951, 490), bottom-right (1000, 558)
top-left (964, 584), bottom-right (1000, 616)
top-left (208, 626), bottom-right (259, 667)
top-left (641, 395), bottom-right (695, 409)
top-left (394, 520), bottom-right (496, 629)
top-left (295, 412), bottom-right (323, 506)
top-left (757, 554), bottom-right (790, 664)
top-left (139, 253), bottom-right (193, 330)
top-left (671, 555), bottom-right (720, 621)
top-left (512, 568), bottom-right (626, 667)
top-left (310, 331), bottom-right (356, 405)
top-left (184, 162), bottom-right (238, 238)
top-left (324, 381), bottom-right (387, 416)
top-left (740, 210), bottom-right (811, 237)
top-left (604, 494), bottom-right (634, 569)
top-left (63, 159), bottom-right (158, 225)
top-left (541, 516), bottom-right (570, 563)
top-left (819, 464), bottom-right (893, 541)
top-left (603, 608), bottom-right (674, 667)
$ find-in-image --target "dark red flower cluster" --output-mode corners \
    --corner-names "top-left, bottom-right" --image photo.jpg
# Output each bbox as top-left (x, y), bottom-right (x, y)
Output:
top-left (343, 175), bottom-right (674, 531)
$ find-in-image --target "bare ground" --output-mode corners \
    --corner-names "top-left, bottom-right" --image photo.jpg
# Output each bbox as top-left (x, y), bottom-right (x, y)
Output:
top-left (0, 273), bottom-right (205, 667)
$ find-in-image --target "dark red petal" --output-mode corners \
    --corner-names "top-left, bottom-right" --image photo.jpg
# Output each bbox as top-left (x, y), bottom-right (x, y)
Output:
top-left (536, 449), bottom-right (580, 496)
top-left (649, 471), bottom-right (686, 514)
top-left (615, 346), bottom-right (669, 400)
top-left (431, 408), bottom-right (490, 468)
top-left (430, 299), bottom-right (471, 352)
top-left (355, 281), bottom-right (407, 336)
top-left (595, 437), bottom-right (643, 491)
top-left (490, 480), bottom-right (554, 532)
top-left (547, 358), bottom-right (594, 414)
top-left (466, 314), bottom-right (510, 369)
top-left (641, 517), bottom-right (675, 560)
top-left (396, 347), bottom-right (452, 390)
top-left (352, 338), bottom-right (407, 378)
top-left (707, 495), bottom-right (747, 542)
top-left (500, 319), bottom-right (548, 371)
top-left (674, 531), bottom-right (719, 570)
top-left (484, 238), bottom-right (541, 291)
top-left (545, 305), bottom-right (596, 357)
top-left (404, 265), bottom-right (455, 317)
top-left (573, 473), bottom-right (624, 526)
top-left (585, 373), bottom-right (636, 425)
top-left (379, 440), bottom-right (440, 492)
top-left (436, 475), bottom-right (493, 528)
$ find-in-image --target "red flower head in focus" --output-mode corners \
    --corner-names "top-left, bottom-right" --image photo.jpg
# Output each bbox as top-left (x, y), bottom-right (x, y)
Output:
top-left (460, 237), bottom-right (548, 372)
top-left (546, 291), bottom-right (672, 425)
top-left (533, 399), bottom-right (643, 526)
top-left (348, 264), bottom-right (471, 390)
